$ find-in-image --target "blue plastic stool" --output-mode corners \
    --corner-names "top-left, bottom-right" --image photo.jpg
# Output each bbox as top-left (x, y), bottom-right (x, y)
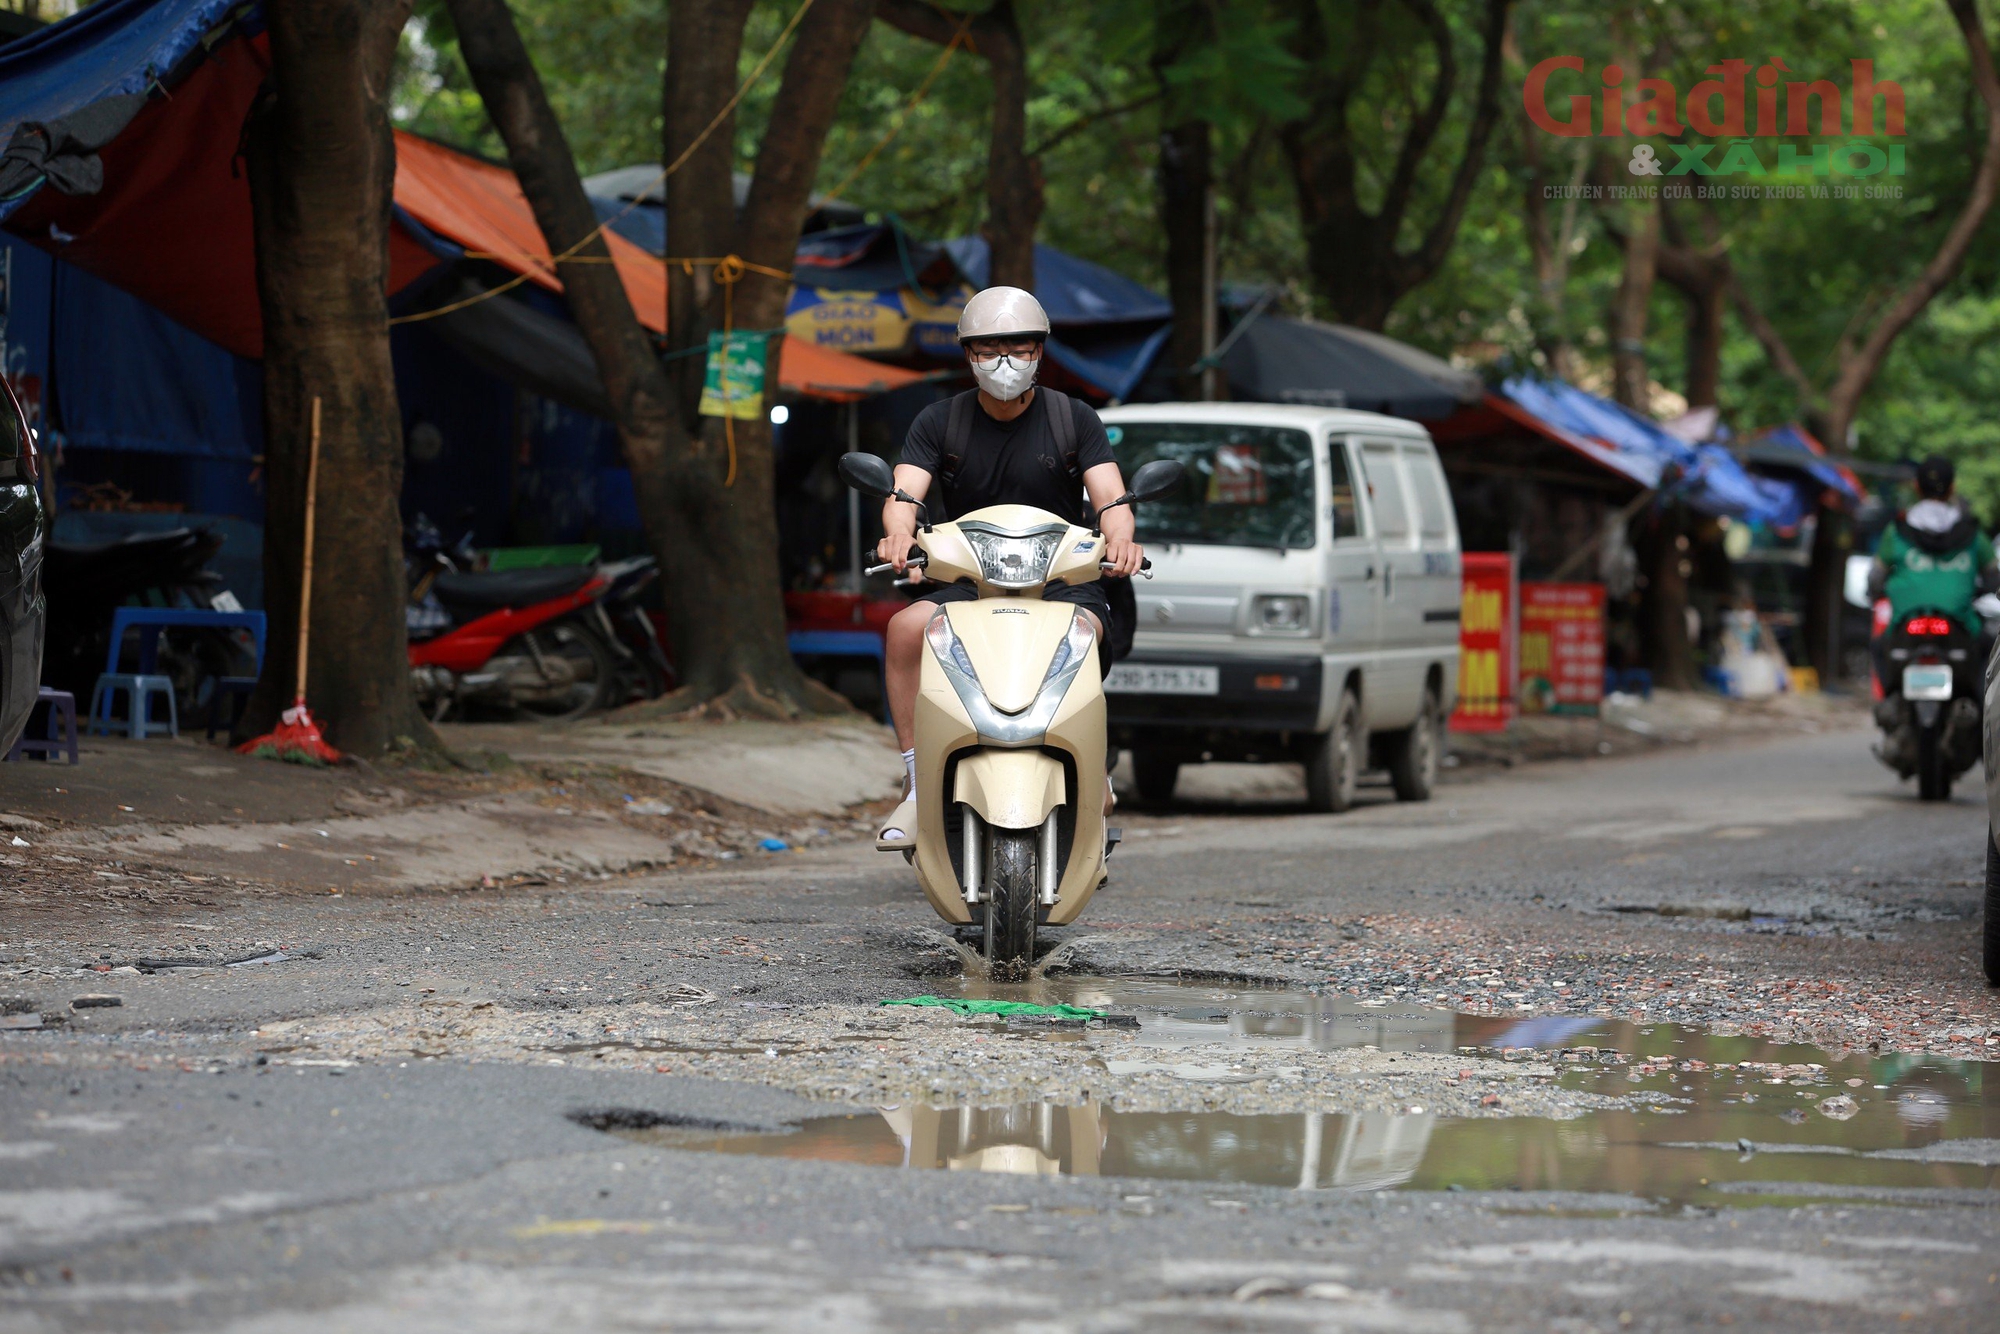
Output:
top-left (6, 687), bottom-right (78, 763)
top-left (88, 673), bottom-right (179, 739)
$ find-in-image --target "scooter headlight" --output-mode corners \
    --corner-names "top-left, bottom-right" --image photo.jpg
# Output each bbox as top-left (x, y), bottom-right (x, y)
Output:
top-left (959, 522), bottom-right (1066, 589)
top-left (1041, 611), bottom-right (1097, 687)
top-left (926, 612), bottom-right (979, 682)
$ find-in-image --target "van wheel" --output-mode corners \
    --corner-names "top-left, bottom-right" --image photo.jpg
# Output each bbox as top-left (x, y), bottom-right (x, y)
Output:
top-left (1305, 689), bottom-right (1361, 814)
top-left (1132, 752), bottom-right (1179, 806)
top-left (1388, 685), bottom-right (1443, 802)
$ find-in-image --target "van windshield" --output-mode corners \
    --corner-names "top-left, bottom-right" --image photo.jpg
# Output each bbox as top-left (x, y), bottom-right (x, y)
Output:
top-left (1109, 422), bottom-right (1316, 550)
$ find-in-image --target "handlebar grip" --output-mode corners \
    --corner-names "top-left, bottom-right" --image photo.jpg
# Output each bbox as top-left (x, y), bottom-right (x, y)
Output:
top-left (865, 553), bottom-right (927, 578)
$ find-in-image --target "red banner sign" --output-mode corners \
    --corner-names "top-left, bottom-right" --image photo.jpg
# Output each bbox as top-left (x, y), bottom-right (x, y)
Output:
top-left (1519, 582), bottom-right (1605, 715)
top-left (1450, 553), bottom-right (1515, 733)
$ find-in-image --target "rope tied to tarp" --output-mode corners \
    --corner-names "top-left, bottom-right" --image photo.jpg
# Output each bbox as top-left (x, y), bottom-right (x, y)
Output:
top-left (387, 0), bottom-right (818, 329)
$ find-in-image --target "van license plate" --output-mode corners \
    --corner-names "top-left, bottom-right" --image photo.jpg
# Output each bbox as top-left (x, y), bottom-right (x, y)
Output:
top-left (1105, 664), bottom-right (1219, 696)
top-left (1903, 664), bottom-right (1953, 701)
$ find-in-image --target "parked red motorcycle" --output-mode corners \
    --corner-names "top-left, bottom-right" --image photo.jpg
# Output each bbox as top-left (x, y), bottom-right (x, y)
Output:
top-left (404, 517), bottom-right (618, 722)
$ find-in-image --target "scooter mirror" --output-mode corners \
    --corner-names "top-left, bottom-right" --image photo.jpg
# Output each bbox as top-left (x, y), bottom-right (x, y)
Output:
top-left (1127, 458), bottom-right (1186, 503)
top-left (837, 452), bottom-right (896, 499)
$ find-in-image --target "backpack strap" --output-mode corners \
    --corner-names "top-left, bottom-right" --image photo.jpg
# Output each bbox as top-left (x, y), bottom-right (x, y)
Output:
top-left (1040, 387), bottom-right (1080, 480)
top-left (941, 389), bottom-right (978, 492)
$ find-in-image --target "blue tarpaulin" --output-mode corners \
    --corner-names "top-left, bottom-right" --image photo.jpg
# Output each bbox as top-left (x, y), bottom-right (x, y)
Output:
top-left (1500, 376), bottom-right (1804, 525)
top-left (1, 232), bottom-right (262, 460)
top-left (0, 0), bottom-right (242, 218)
top-left (1741, 423), bottom-right (1864, 507)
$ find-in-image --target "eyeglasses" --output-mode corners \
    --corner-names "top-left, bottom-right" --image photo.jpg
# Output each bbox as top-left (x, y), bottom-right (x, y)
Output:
top-left (965, 338), bottom-right (1043, 358)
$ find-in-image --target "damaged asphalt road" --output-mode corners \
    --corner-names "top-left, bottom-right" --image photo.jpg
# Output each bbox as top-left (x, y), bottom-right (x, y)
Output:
top-left (4, 722), bottom-right (1998, 1331)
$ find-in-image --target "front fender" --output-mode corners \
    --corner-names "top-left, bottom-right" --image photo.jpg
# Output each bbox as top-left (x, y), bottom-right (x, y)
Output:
top-left (953, 749), bottom-right (1065, 830)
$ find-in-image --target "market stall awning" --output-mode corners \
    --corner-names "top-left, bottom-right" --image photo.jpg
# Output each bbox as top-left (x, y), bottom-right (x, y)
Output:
top-left (1498, 377), bottom-right (1804, 525)
top-left (1218, 315), bottom-right (1475, 421)
top-left (1738, 423), bottom-right (1866, 508)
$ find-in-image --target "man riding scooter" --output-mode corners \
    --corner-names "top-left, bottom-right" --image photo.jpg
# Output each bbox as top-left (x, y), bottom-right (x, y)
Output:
top-left (873, 287), bottom-right (1144, 848)
top-left (1869, 455), bottom-right (1998, 667)
top-left (1868, 454), bottom-right (1999, 787)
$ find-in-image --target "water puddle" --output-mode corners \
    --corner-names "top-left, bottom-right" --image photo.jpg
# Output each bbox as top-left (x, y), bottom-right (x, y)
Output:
top-left (606, 977), bottom-right (1998, 1209)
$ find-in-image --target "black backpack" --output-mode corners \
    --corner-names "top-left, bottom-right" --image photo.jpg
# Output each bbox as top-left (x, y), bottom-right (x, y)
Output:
top-left (939, 387), bottom-right (1137, 668)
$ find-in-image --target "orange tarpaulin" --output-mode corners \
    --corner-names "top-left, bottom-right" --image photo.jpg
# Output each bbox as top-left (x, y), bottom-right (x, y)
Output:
top-left (394, 132), bottom-right (667, 331)
top-left (392, 132), bottom-right (927, 403)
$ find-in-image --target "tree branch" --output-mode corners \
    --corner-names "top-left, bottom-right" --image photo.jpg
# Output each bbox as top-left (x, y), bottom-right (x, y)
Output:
top-left (1827, 0), bottom-right (2000, 426)
top-left (1379, 0), bottom-right (1457, 238)
top-left (1727, 271), bottom-right (1818, 406)
top-left (1408, 0), bottom-right (1511, 280)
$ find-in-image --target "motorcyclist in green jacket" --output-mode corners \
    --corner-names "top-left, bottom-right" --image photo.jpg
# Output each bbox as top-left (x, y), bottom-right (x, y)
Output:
top-left (1868, 454), bottom-right (1998, 691)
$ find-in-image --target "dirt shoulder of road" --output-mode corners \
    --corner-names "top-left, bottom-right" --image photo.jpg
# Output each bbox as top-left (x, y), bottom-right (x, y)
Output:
top-left (0, 711), bottom-right (902, 926)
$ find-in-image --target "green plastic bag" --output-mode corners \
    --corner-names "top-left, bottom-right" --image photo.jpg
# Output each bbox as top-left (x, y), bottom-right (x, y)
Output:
top-left (881, 994), bottom-right (1105, 1020)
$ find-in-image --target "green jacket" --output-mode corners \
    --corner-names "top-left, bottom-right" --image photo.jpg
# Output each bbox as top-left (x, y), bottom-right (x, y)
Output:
top-left (1873, 505), bottom-right (1995, 634)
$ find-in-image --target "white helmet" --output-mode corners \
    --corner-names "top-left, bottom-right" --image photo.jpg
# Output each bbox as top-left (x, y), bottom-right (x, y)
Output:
top-left (957, 286), bottom-right (1050, 344)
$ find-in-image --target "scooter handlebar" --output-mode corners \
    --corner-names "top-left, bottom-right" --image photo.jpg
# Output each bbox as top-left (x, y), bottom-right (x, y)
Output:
top-left (1101, 558), bottom-right (1154, 579)
top-left (864, 553), bottom-right (929, 578)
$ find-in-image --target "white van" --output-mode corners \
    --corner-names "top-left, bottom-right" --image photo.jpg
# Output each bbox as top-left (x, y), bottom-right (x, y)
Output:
top-left (1099, 404), bottom-right (1461, 812)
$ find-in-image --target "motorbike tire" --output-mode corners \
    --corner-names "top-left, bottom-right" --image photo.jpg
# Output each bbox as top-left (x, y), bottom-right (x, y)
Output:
top-left (1387, 684), bottom-right (1442, 803)
top-left (984, 827), bottom-right (1038, 972)
top-left (1305, 689), bottom-right (1361, 814)
top-left (1132, 752), bottom-right (1179, 806)
top-left (1917, 726), bottom-right (1951, 801)
top-left (1986, 830), bottom-right (2000, 986)
top-left (513, 621), bottom-right (616, 721)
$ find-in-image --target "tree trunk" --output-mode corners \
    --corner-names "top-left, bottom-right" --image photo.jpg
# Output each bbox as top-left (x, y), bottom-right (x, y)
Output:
top-left (1158, 119), bottom-right (1211, 399)
top-left (663, 0), bottom-right (755, 422)
top-left (451, 0), bottom-right (869, 717)
top-left (1799, 502), bottom-right (1846, 683)
top-left (1637, 504), bottom-right (1697, 691)
top-left (240, 0), bottom-right (434, 757)
top-left (1609, 194), bottom-right (1658, 410)
top-left (979, 0), bottom-right (1039, 290)
top-left (1279, 0), bottom-right (1511, 329)
top-left (877, 0), bottom-right (1039, 290)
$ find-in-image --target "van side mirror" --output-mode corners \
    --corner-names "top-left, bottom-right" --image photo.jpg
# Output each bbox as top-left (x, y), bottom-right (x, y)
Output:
top-left (837, 452), bottom-right (896, 498)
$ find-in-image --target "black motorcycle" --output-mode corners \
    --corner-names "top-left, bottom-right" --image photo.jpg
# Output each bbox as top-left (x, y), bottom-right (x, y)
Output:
top-left (42, 527), bottom-right (254, 717)
top-left (1874, 606), bottom-right (1982, 800)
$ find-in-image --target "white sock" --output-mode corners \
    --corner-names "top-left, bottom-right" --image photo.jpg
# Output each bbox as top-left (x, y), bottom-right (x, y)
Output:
top-left (900, 748), bottom-right (916, 801)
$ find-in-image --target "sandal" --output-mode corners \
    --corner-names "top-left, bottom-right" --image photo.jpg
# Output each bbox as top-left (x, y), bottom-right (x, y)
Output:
top-left (876, 798), bottom-right (917, 851)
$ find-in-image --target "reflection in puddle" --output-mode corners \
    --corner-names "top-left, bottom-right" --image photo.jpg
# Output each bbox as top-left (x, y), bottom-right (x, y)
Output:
top-left (614, 978), bottom-right (2000, 1208)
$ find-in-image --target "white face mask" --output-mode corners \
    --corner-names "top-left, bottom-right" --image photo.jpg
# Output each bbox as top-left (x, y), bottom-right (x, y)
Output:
top-left (970, 352), bottom-right (1037, 402)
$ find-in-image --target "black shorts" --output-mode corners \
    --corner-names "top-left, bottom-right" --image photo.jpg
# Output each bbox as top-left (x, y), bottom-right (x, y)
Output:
top-left (912, 580), bottom-right (1114, 671)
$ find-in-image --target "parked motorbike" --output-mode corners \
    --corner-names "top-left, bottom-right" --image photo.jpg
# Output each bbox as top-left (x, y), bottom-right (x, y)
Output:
top-left (42, 527), bottom-right (252, 713)
top-left (403, 515), bottom-right (619, 722)
top-left (1873, 605), bottom-right (1982, 800)
top-left (599, 555), bottom-right (675, 703)
top-left (838, 451), bottom-right (1183, 968)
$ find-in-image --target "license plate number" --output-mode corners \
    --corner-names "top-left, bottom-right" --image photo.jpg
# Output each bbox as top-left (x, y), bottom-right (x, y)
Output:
top-left (1902, 664), bottom-right (1954, 701)
top-left (1105, 664), bottom-right (1219, 696)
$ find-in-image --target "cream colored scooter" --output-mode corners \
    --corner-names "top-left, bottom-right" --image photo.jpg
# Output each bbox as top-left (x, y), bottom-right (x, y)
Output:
top-left (839, 452), bottom-right (1184, 967)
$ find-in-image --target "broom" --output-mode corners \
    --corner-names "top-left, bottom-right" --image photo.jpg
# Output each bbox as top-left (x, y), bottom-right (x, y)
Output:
top-left (238, 396), bottom-right (343, 765)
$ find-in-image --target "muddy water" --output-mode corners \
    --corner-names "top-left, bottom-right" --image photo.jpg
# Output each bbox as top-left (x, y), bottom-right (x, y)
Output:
top-left (628, 978), bottom-right (1999, 1207)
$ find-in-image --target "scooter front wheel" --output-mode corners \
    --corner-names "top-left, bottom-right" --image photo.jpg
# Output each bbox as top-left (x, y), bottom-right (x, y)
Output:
top-left (984, 828), bottom-right (1038, 973)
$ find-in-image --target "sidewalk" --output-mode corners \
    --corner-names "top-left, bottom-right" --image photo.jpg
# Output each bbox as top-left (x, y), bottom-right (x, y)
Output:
top-left (0, 713), bottom-right (902, 921)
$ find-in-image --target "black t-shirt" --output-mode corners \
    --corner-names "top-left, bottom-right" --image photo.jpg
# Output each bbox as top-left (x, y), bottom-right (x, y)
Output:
top-left (899, 390), bottom-right (1116, 524)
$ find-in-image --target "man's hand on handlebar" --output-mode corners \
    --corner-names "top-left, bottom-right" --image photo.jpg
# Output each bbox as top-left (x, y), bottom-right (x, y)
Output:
top-left (1100, 533), bottom-right (1145, 578)
top-left (873, 534), bottom-right (922, 577)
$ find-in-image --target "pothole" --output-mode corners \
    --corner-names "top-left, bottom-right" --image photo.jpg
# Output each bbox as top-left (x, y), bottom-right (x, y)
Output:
top-left (585, 976), bottom-right (2000, 1210)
